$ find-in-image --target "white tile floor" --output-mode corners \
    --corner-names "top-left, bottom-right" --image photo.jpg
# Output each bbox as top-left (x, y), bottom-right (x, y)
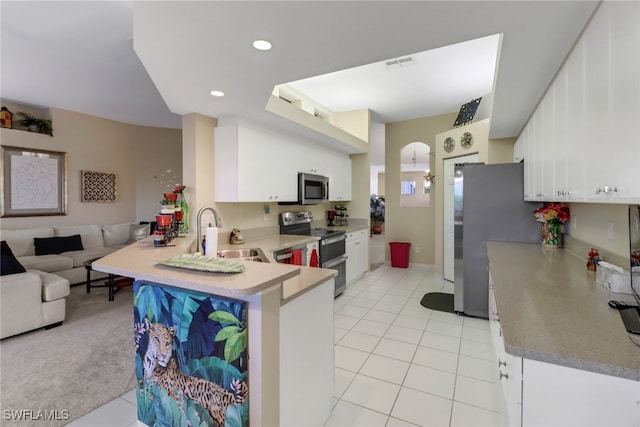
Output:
top-left (71, 263), bottom-right (502, 427)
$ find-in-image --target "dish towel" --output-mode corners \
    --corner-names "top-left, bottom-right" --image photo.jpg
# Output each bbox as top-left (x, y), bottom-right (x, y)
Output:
top-left (291, 249), bottom-right (303, 266)
top-left (310, 249), bottom-right (319, 267)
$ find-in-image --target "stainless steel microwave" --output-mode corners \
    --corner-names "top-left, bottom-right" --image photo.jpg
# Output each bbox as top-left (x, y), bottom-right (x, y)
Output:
top-left (298, 173), bottom-right (329, 205)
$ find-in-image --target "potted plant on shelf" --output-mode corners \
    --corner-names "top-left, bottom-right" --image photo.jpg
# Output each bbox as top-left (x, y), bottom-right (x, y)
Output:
top-left (15, 112), bottom-right (53, 136)
top-left (370, 194), bottom-right (385, 234)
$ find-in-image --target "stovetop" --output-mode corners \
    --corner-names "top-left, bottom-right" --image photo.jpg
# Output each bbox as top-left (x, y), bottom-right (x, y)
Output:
top-left (311, 228), bottom-right (345, 238)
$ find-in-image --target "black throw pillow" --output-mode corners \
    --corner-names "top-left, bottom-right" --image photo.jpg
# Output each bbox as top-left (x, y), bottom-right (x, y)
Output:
top-left (34, 234), bottom-right (84, 256)
top-left (1, 240), bottom-right (27, 276)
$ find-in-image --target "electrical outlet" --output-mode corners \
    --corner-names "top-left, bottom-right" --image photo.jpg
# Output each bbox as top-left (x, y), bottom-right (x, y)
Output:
top-left (415, 246), bottom-right (421, 253)
top-left (608, 221), bottom-right (614, 239)
top-left (572, 214), bottom-right (577, 229)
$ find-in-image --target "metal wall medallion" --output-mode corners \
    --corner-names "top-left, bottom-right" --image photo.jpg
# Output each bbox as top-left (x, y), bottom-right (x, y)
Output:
top-left (460, 132), bottom-right (473, 149)
top-left (443, 137), bottom-right (455, 153)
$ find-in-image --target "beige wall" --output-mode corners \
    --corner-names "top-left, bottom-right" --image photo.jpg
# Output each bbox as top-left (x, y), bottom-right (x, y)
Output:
top-left (568, 203), bottom-right (629, 258)
top-left (385, 112), bottom-right (457, 264)
top-left (488, 137), bottom-right (516, 164)
top-left (400, 171), bottom-right (432, 208)
top-left (1, 107), bottom-right (181, 229)
top-left (377, 172), bottom-right (385, 196)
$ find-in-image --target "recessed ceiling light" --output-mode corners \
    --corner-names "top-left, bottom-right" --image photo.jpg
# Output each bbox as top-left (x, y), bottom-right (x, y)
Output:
top-left (210, 90), bottom-right (224, 97)
top-left (253, 40), bottom-right (272, 51)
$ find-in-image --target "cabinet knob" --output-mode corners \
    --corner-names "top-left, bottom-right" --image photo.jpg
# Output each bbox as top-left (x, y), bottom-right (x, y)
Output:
top-left (595, 186), bottom-right (618, 195)
top-left (498, 359), bottom-right (507, 367)
top-left (499, 371), bottom-right (509, 380)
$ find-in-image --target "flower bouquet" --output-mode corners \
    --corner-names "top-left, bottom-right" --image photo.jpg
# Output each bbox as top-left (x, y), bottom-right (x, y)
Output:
top-left (533, 203), bottom-right (570, 248)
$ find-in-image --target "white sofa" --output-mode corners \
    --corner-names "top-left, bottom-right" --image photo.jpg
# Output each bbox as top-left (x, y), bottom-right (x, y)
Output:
top-left (0, 223), bottom-right (148, 285)
top-left (0, 223), bottom-right (149, 339)
top-left (0, 270), bottom-right (70, 339)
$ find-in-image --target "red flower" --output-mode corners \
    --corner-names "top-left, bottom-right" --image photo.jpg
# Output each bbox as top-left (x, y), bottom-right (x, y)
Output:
top-left (533, 203), bottom-right (570, 224)
top-left (173, 184), bottom-right (186, 193)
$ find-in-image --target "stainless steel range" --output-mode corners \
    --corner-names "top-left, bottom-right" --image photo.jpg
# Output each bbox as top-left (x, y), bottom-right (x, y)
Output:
top-left (280, 211), bottom-right (347, 296)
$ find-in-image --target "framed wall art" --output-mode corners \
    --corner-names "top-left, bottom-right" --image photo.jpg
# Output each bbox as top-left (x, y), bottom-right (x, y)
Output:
top-left (1, 145), bottom-right (67, 217)
top-left (81, 170), bottom-right (117, 202)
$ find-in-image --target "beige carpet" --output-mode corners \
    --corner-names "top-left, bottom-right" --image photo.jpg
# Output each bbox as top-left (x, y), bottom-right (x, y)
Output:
top-left (0, 284), bottom-right (136, 427)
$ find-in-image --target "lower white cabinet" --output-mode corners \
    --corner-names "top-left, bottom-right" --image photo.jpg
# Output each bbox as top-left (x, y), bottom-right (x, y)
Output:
top-left (489, 274), bottom-right (640, 427)
top-left (521, 359), bottom-right (639, 427)
top-left (489, 280), bottom-right (522, 427)
top-left (345, 229), bottom-right (368, 285)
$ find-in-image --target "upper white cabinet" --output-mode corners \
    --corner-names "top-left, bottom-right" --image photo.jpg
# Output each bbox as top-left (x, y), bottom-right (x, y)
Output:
top-left (215, 118), bottom-right (352, 203)
top-left (329, 155), bottom-right (352, 201)
top-left (214, 120), bottom-right (297, 202)
top-left (519, 1), bottom-right (640, 204)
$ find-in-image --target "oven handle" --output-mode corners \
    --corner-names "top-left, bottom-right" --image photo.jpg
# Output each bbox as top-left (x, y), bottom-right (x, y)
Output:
top-left (274, 245), bottom-right (308, 262)
top-left (322, 254), bottom-right (348, 269)
top-left (275, 253), bottom-right (293, 261)
top-left (320, 235), bottom-right (347, 246)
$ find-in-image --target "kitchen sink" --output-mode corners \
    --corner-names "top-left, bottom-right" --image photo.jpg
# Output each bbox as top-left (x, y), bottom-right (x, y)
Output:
top-left (217, 248), bottom-right (268, 263)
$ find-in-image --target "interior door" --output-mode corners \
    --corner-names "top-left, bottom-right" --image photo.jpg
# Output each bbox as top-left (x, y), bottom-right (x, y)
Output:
top-left (443, 154), bottom-right (478, 282)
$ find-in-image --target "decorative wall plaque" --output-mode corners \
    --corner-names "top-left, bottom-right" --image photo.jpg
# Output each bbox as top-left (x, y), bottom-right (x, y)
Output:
top-left (453, 97), bottom-right (482, 127)
top-left (81, 170), bottom-right (116, 202)
top-left (443, 137), bottom-right (455, 153)
top-left (460, 132), bottom-right (474, 149)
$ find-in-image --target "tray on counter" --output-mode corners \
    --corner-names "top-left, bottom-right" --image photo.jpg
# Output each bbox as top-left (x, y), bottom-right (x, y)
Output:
top-left (158, 253), bottom-right (246, 274)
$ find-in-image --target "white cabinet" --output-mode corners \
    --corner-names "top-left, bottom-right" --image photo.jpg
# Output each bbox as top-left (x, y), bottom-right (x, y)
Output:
top-left (329, 154), bottom-right (352, 201)
top-left (518, 2), bottom-right (640, 204)
top-left (490, 274), bottom-right (640, 427)
top-left (215, 118), bottom-right (352, 203)
top-left (521, 359), bottom-right (640, 427)
top-left (488, 276), bottom-right (522, 427)
top-left (214, 119), bottom-right (297, 202)
top-left (345, 229), bottom-right (368, 284)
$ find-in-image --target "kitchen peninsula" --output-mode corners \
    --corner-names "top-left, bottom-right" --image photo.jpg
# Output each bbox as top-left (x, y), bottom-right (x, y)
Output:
top-left (93, 232), bottom-right (336, 427)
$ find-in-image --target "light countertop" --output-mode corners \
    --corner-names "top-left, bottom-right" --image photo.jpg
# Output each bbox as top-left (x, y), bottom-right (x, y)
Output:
top-left (93, 233), bottom-right (336, 303)
top-left (487, 241), bottom-right (640, 381)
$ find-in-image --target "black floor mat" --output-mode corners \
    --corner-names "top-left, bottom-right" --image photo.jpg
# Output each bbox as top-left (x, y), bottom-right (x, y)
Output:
top-left (420, 292), bottom-right (455, 313)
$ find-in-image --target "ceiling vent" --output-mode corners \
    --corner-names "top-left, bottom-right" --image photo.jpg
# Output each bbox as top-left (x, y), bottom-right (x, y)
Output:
top-left (385, 56), bottom-right (413, 69)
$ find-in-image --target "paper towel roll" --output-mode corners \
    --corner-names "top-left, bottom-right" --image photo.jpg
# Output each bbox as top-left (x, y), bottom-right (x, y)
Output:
top-left (205, 227), bottom-right (218, 256)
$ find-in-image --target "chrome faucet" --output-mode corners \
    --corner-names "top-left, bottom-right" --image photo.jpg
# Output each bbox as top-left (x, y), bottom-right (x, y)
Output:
top-left (196, 206), bottom-right (223, 253)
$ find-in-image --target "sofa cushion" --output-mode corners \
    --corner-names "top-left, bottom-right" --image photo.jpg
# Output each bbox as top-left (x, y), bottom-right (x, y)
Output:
top-left (129, 223), bottom-right (151, 243)
top-left (61, 247), bottom-right (118, 268)
top-left (1, 241), bottom-right (27, 275)
top-left (55, 225), bottom-right (104, 249)
top-left (38, 271), bottom-right (70, 302)
top-left (0, 227), bottom-right (54, 257)
top-left (34, 235), bottom-right (84, 255)
top-left (18, 254), bottom-right (74, 273)
top-left (103, 223), bottom-right (131, 247)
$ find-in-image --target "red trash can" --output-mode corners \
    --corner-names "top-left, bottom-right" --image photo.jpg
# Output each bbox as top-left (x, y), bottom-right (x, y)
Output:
top-left (389, 242), bottom-right (411, 268)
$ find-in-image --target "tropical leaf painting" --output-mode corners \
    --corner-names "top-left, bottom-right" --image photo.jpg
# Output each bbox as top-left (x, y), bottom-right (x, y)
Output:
top-left (133, 281), bottom-right (249, 427)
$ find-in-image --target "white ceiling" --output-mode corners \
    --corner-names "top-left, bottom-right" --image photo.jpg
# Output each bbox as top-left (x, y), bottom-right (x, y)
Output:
top-left (1, 1), bottom-right (599, 151)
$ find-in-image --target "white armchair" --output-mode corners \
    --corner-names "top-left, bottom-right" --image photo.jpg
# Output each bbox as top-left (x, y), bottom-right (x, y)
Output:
top-left (1, 270), bottom-right (70, 339)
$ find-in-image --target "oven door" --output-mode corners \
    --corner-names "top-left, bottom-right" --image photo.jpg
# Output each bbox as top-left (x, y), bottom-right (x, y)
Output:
top-left (319, 234), bottom-right (346, 261)
top-left (323, 254), bottom-right (347, 297)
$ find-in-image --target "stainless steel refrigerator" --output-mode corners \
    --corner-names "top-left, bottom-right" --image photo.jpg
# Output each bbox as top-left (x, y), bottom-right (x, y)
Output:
top-left (453, 162), bottom-right (542, 318)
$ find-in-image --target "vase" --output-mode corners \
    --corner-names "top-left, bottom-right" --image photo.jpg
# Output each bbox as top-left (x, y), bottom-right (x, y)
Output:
top-left (179, 192), bottom-right (189, 233)
top-left (541, 221), bottom-right (562, 248)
